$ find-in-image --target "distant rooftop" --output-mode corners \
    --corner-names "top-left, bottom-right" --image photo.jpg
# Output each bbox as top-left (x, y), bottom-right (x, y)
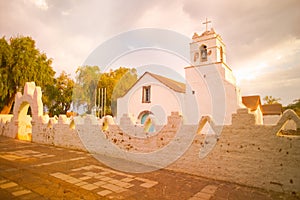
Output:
top-left (262, 104), bottom-right (282, 115)
top-left (242, 95), bottom-right (262, 111)
top-left (242, 95), bottom-right (283, 115)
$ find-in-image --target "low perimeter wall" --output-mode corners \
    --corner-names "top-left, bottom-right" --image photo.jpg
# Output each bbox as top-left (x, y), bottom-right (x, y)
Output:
top-left (1, 108), bottom-right (300, 195)
top-left (168, 109), bottom-right (300, 194)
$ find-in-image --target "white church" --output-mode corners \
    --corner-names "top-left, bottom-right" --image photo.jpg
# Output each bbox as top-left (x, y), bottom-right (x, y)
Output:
top-left (116, 27), bottom-right (242, 126)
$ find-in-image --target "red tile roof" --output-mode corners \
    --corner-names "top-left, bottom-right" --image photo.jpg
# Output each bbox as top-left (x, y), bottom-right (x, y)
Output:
top-left (120, 72), bottom-right (186, 97)
top-left (242, 95), bottom-right (262, 111)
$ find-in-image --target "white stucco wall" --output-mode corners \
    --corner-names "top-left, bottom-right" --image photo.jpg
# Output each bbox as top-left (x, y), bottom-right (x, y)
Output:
top-left (250, 106), bottom-right (263, 125)
top-left (184, 63), bottom-right (239, 125)
top-left (117, 74), bottom-right (184, 125)
top-left (263, 115), bottom-right (281, 125)
top-left (263, 114), bottom-right (296, 130)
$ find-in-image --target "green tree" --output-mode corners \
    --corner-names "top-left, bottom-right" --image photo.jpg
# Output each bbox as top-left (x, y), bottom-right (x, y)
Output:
top-left (0, 36), bottom-right (55, 114)
top-left (0, 37), bottom-right (12, 112)
top-left (73, 65), bottom-right (101, 113)
top-left (284, 99), bottom-right (300, 116)
top-left (73, 66), bottom-right (137, 116)
top-left (263, 96), bottom-right (281, 104)
top-left (44, 71), bottom-right (74, 117)
top-left (98, 67), bottom-right (137, 116)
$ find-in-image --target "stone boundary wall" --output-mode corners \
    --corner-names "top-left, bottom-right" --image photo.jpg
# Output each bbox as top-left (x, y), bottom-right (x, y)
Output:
top-left (168, 108), bottom-right (300, 195)
top-left (103, 112), bottom-right (182, 152)
top-left (0, 113), bottom-right (85, 150)
top-left (1, 108), bottom-right (299, 194)
top-left (0, 82), bottom-right (300, 195)
top-left (32, 115), bottom-right (85, 150)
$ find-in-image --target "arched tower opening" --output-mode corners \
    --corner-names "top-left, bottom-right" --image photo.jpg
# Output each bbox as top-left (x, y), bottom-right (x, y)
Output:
top-left (200, 44), bottom-right (208, 62)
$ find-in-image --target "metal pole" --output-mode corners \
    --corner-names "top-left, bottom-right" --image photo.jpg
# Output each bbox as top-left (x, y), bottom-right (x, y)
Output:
top-left (98, 88), bottom-right (100, 118)
top-left (101, 88), bottom-right (104, 118)
top-left (104, 88), bottom-right (106, 116)
top-left (94, 88), bottom-right (96, 107)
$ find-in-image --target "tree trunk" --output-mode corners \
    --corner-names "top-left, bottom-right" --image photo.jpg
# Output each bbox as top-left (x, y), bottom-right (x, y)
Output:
top-left (0, 93), bottom-right (16, 114)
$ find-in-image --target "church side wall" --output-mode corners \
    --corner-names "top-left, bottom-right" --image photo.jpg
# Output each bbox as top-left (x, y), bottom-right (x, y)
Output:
top-left (185, 65), bottom-right (239, 125)
top-left (185, 66), bottom-right (212, 124)
top-left (223, 80), bottom-right (239, 124)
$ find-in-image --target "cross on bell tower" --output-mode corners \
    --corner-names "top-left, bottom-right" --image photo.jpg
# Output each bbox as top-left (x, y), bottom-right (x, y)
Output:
top-left (190, 19), bottom-right (228, 67)
top-left (202, 18), bottom-right (211, 32)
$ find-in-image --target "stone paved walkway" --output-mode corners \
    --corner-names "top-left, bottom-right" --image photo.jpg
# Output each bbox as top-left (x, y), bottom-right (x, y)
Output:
top-left (0, 136), bottom-right (298, 200)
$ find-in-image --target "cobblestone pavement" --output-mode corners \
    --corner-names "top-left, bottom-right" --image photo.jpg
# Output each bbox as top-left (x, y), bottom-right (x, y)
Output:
top-left (0, 136), bottom-right (298, 200)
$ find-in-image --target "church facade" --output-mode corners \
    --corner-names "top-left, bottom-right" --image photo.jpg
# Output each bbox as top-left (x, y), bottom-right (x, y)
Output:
top-left (117, 28), bottom-right (242, 126)
top-left (116, 72), bottom-right (185, 125)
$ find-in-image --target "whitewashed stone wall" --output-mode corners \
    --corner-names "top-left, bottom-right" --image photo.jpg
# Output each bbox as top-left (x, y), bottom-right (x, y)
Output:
top-left (104, 112), bottom-right (182, 153)
top-left (168, 109), bottom-right (300, 195)
top-left (0, 82), bottom-right (299, 195)
top-left (264, 115), bottom-right (280, 125)
top-left (1, 108), bottom-right (299, 194)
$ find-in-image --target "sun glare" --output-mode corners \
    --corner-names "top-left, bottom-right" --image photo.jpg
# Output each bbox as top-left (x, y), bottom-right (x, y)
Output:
top-left (17, 132), bottom-right (32, 141)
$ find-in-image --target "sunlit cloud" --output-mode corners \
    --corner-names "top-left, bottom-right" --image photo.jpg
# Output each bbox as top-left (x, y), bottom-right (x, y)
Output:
top-left (232, 35), bottom-right (300, 105)
top-left (61, 10), bottom-right (70, 16)
top-left (235, 37), bottom-right (299, 82)
top-left (28, 0), bottom-right (48, 10)
top-left (235, 62), bottom-right (267, 83)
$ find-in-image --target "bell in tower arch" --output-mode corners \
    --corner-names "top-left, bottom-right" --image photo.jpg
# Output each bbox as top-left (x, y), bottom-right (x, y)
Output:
top-left (200, 45), bottom-right (207, 62)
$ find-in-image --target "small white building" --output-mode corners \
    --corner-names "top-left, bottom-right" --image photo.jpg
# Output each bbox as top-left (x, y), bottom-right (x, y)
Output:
top-left (117, 28), bottom-right (241, 126)
top-left (116, 72), bottom-right (185, 125)
top-left (262, 104), bottom-right (282, 125)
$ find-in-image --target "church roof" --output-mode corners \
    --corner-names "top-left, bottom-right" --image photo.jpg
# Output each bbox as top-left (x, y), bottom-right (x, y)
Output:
top-left (147, 72), bottom-right (186, 93)
top-left (261, 104), bottom-right (282, 115)
top-left (242, 95), bottom-right (262, 111)
top-left (121, 72), bottom-right (186, 97)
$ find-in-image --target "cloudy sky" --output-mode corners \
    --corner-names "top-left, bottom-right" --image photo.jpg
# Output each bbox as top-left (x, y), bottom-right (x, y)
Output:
top-left (0, 0), bottom-right (299, 105)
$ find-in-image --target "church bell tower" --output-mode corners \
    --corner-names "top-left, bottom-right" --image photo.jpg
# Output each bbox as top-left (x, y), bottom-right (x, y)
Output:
top-left (188, 18), bottom-right (235, 85)
top-left (184, 19), bottom-right (241, 125)
top-left (190, 18), bottom-right (227, 68)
